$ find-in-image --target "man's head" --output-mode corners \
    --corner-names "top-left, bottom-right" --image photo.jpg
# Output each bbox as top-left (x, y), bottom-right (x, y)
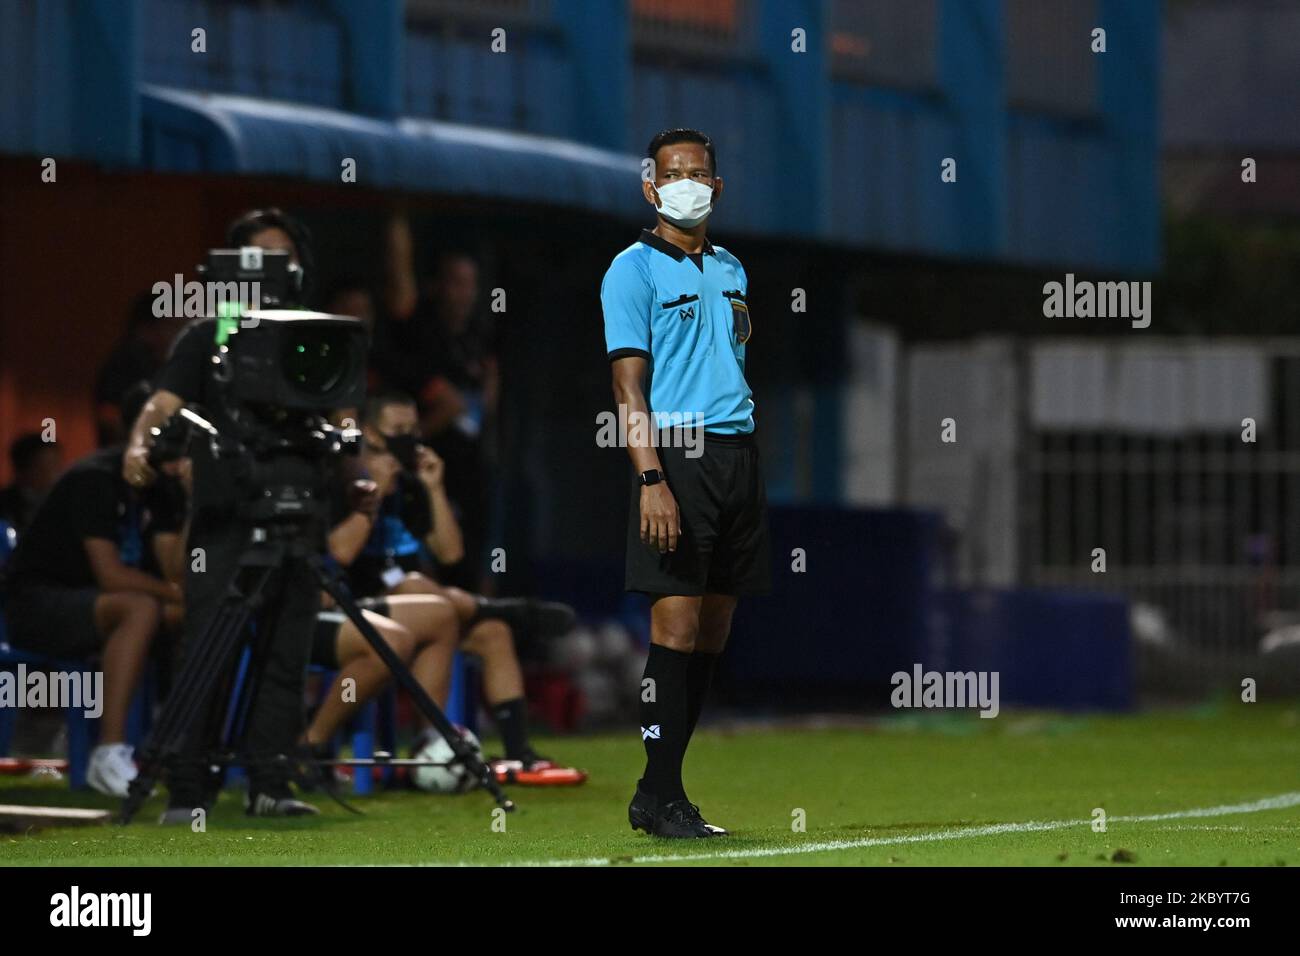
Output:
top-left (225, 208), bottom-right (315, 301)
top-left (643, 128), bottom-right (722, 229)
top-left (8, 433), bottom-right (61, 492)
top-left (430, 252), bottom-right (480, 334)
top-left (362, 391), bottom-right (420, 471)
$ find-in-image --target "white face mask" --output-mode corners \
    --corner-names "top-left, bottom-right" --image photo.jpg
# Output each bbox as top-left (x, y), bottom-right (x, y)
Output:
top-left (653, 179), bottom-right (714, 228)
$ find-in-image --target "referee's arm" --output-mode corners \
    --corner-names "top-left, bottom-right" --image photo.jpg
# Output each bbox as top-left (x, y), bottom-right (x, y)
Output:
top-left (611, 357), bottom-right (679, 554)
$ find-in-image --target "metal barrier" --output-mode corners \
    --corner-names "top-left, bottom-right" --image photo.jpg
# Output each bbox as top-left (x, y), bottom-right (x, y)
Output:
top-left (907, 337), bottom-right (1298, 694)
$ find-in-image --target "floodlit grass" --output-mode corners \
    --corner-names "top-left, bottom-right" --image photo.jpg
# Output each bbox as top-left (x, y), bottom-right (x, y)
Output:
top-left (3, 702), bottom-right (1297, 866)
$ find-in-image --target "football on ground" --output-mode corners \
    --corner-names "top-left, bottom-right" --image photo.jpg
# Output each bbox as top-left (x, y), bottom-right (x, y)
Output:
top-left (410, 727), bottom-right (483, 794)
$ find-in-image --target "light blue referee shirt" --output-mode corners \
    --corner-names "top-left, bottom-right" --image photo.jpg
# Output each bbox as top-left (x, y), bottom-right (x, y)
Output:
top-left (601, 229), bottom-right (754, 435)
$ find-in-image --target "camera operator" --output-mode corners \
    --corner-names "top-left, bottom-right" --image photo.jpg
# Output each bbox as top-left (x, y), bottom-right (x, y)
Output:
top-left (122, 209), bottom-right (325, 821)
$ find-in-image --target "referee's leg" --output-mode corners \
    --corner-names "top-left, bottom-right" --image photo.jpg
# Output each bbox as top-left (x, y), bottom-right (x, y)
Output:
top-left (639, 594), bottom-right (701, 804)
top-left (688, 594), bottom-right (735, 741)
top-left (630, 592), bottom-right (738, 837)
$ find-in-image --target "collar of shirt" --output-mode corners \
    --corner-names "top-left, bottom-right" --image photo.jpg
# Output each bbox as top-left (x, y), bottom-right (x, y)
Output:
top-left (638, 228), bottom-right (715, 261)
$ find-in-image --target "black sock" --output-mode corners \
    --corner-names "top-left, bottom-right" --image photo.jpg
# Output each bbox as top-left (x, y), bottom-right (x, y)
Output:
top-left (638, 644), bottom-right (691, 802)
top-left (685, 651), bottom-right (719, 743)
top-left (491, 697), bottom-right (533, 760)
top-left (470, 597), bottom-right (528, 630)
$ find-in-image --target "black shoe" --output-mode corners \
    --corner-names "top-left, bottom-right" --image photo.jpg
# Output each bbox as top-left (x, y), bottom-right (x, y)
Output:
top-left (161, 757), bottom-right (219, 824)
top-left (158, 805), bottom-right (205, 826)
top-left (628, 785), bottom-right (722, 839)
top-left (245, 786), bottom-right (319, 818)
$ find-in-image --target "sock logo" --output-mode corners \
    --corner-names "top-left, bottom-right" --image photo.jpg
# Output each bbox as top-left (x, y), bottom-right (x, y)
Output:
top-left (641, 724), bottom-right (661, 741)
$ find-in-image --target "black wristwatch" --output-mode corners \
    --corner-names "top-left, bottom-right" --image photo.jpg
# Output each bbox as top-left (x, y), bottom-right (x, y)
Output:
top-left (638, 469), bottom-right (666, 487)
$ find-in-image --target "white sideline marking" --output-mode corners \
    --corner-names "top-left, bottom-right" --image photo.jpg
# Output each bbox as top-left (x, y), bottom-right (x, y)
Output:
top-left (489, 791), bottom-right (1300, 868)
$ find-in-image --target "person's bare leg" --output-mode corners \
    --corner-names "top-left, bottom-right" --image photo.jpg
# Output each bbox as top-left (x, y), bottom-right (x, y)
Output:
top-left (438, 586), bottom-right (481, 625)
top-left (389, 574), bottom-right (574, 760)
top-left (379, 594), bottom-right (459, 708)
top-left (92, 592), bottom-right (161, 743)
top-left (161, 600), bottom-right (184, 635)
top-left (465, 618), bottom-right (551, 761)
top-left (462, 619), bottom-right (523, 705)
top-left (696, 594), bottom-right (736, 654)
top-left (304, 611), bottom-right (413, 745)
top-left (650, 594), bottom-right (702, 652)
top-left (389, 574), bottom-right (574, 644)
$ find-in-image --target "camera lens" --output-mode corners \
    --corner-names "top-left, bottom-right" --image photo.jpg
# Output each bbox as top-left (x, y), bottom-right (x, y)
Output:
top-left (282, 328), bottom-right (351, 397)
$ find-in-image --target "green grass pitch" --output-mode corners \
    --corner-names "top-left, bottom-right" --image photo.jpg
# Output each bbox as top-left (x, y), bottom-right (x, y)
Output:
top-left (3, 701), bottom-right (1297, 866)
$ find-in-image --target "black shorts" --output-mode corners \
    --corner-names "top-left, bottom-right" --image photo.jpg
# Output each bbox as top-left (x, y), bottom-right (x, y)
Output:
top-left (625, 431), bottom-right (772, 597)
top-left (3, 581), bottom-right (102, 660)
top-left (310, 597), bottom-right (389, 669)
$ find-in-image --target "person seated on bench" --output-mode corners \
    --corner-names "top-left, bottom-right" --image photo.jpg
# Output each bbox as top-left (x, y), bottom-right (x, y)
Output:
top-left (3, 388), bottom-right (184, 796)
top-left (340, 391), bottom-right (584, 784)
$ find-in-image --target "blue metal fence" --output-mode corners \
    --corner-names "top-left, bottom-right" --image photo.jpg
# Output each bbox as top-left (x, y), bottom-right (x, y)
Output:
top-left (0, 0), bottom-right (1160, 270)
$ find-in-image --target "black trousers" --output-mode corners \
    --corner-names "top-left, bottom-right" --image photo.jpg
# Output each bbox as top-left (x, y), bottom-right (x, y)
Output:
top-left (169, 522), bottom-right (320, 797)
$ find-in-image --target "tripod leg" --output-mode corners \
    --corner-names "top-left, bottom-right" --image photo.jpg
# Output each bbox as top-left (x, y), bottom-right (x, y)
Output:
top-left (311, 557), bottom-right (515, 812)
top-left (119, 561), bottom-right (276, 824)
top-left (222, 588), bottom-right (293, 791)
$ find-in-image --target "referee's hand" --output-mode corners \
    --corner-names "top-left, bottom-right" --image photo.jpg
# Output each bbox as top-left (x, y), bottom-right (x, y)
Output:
top-left (640, 483), bottom-right (680, 553)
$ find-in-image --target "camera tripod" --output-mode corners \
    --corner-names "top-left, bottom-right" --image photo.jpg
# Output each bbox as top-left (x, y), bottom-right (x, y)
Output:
top-left (119, 523), bottom-right (515, 824)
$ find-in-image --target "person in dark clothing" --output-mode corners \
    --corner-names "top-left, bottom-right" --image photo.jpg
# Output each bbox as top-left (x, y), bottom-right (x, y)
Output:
top-left (374, 215), bottom-right (497, 589)
top-left (5, 388), bottom-right (184, 797)
top-left (333, 391), bottom-right (585, 784)
top-left (0, 433), bottom-right (62, 535)
top-left (95, 293), bottom-right (185, 447)
top-left (122, 208), bottom-right (325, 822)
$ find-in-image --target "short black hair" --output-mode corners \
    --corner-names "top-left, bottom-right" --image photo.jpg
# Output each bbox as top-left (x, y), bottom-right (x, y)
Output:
top-left (364, 390), bottom-right (416, 427)
top-left (9, 432), bottom-right (53, 474)
top-left (226, 207), bottom-right (310, 257)
top-left (225, 207), bottom-right (316, 299)
top-left (646, 128), bottom-right (716, 176)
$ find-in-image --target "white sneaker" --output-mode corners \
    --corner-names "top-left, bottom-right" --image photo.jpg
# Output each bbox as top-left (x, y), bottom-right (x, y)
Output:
top-left (87, 743), bottom-right (138, 798)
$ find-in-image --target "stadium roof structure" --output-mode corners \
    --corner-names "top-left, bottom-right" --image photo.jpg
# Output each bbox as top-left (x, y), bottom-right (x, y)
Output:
top-left (0, 0), bottom-right (1163, 271)
top-left (141, 85), bottom-right (645, 221)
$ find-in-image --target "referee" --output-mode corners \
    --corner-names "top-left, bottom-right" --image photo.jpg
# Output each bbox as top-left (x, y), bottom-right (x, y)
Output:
top-left (601, 128), bottom-right (771, 838)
